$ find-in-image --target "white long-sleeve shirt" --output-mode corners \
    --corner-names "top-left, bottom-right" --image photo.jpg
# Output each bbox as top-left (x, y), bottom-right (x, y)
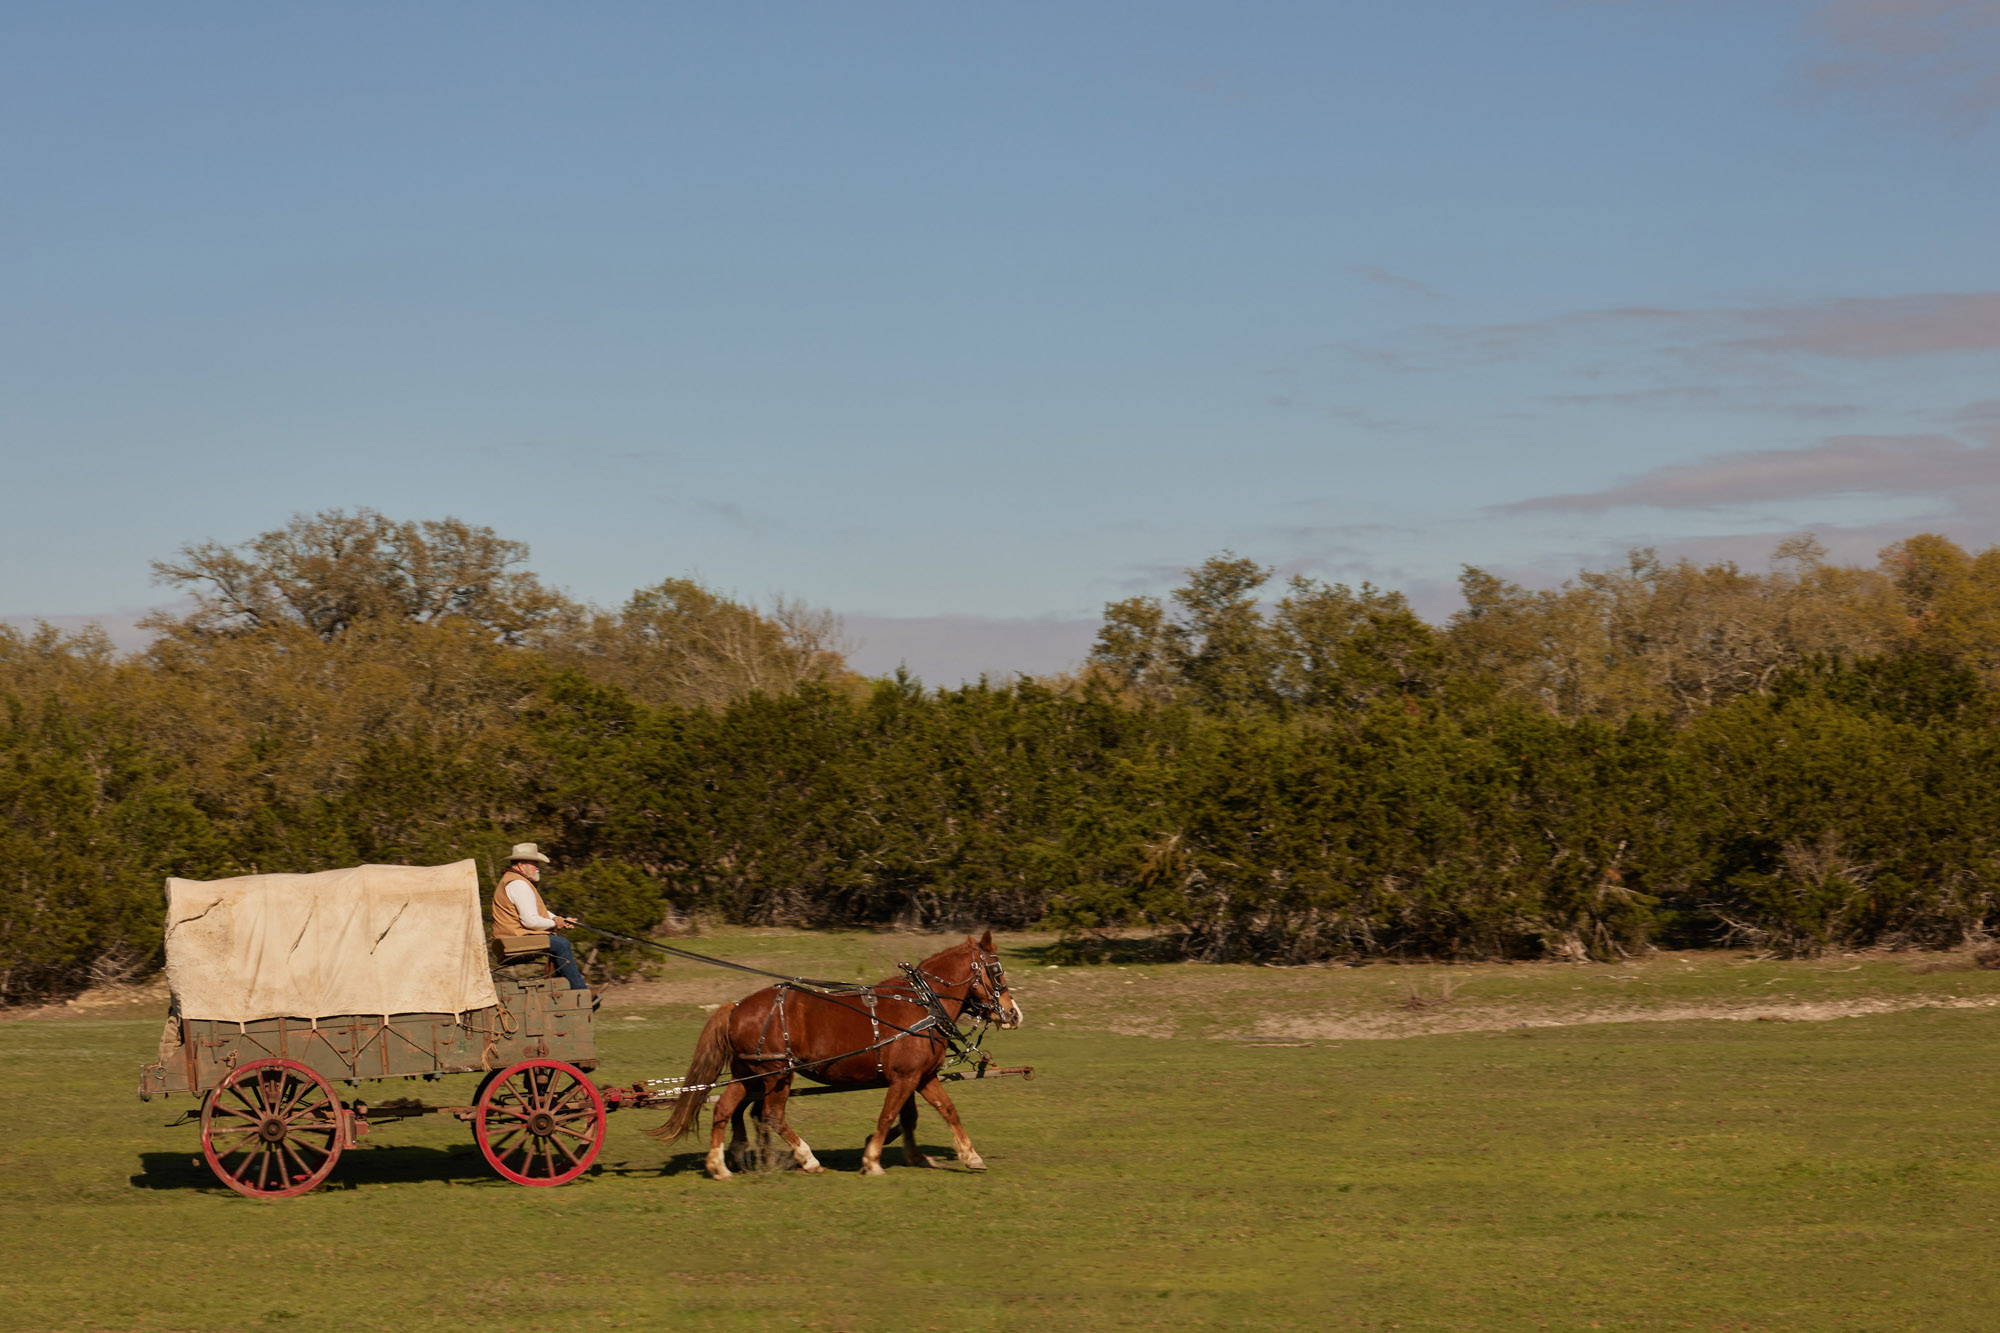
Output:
top-left (506, 880), bottom-right (559, 930)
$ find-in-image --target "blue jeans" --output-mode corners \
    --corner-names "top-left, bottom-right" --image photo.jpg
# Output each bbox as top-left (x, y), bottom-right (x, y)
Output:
top-left (545, 934), bottom-right (588, 990)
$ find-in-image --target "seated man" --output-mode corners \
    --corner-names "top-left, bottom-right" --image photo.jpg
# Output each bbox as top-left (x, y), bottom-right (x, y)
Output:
top-left (490, 842), bottom-right (589, 992)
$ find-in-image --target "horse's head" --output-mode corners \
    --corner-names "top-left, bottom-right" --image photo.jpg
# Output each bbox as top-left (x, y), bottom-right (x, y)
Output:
top-left (965, 929), bottom-right (1023, 1030)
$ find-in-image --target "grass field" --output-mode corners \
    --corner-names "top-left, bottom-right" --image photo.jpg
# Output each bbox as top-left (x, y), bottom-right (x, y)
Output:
top-left (6, 932), bottom-right (2000, 1331)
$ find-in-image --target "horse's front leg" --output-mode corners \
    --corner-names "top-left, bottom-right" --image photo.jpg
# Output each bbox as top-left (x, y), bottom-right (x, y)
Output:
top-left (916, 1074), bottom-right (985, 1171)
top-left (761, 1075), bottom-right (826, 1173)
top-left (860, 1075), bottom-right (921, 1176)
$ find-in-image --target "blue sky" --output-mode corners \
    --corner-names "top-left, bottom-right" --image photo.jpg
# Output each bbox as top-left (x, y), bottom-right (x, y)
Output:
top-left (5, 1), bottom-right (1997, 680)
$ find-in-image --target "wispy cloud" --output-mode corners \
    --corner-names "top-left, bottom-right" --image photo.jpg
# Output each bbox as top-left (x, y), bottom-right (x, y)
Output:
top-left (1402, 292), bottom-right (2000, 367)
top-left (1804, 0), bottom-right (2000, 126)
top-left (1352, 265), bottom-right (1443, 300)
top-left (690, 499), bottom-right (768, 535)
top-left (1542, 385), bottom-right (1863, 419)
top-left (1497, 432), bottom-right (2000, 513)
top-left (1333, 290), bottom-right (2000, 436)
top-left (1724, 292), bottom-right (2000, 358)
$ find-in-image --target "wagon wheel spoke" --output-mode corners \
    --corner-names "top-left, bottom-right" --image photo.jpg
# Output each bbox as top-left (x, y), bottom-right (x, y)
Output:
top-left (277, 1140), bottom-right (311, 1182)
top-left (273, 1075), bottom-right (312, 1119)
top-left (207, 1121), bottom-right (262, 1137)
top-left (288, 1138), bottom-right (331, 1179)
top-left (545, 1134), bottom-right (581, 1168)
top-left (549, 1122), bottom-right (598, 1144)
top-left (287, 1140), bottom-right (331, 1171)
top-left (227, 1083), bottom-right (262, 1116)
top-left (485, 1103), bottom-right (533, 1123)
top-left (213, 1099), bottom-right (262, 1124)
top-left (548, 1081), bottom-right (590, 1113)
top-left (289, 1130), bottom-right (339, 1153)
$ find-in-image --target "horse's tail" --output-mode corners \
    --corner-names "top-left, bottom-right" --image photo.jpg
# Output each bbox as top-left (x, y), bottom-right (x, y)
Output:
top-left (645, 1001), bottom-right (737, 1143)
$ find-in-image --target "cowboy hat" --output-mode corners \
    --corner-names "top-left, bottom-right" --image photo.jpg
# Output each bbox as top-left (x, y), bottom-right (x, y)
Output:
top-left (506, 842), bottom-right (551, 865)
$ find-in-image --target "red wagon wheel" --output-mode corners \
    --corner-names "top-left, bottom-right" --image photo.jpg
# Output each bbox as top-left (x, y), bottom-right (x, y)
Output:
top-left (200, 1058), bottom-right (344, 1199)
top-left (475, 1058), bottom-right (605, 1187)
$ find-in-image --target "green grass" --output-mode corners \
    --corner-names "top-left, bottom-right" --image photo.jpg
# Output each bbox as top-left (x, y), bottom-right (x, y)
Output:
top-left (6, 933), bottom-right (2000, 1331)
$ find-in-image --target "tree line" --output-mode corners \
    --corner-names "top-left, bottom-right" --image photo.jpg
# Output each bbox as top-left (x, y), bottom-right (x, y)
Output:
top-left (7, 509), bottom-right (2000, 1003)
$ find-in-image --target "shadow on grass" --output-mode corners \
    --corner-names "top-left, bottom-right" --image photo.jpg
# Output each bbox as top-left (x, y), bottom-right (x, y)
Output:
top-left (1016, 935), bottom-right (1185, 966)
top-left (653, 1142), bottom-right (973, 1177)
top-left (131, 1143), bottom-right (680, 1193)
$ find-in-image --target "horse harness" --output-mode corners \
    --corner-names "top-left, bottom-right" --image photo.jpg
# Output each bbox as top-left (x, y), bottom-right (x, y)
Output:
top-left (737, 948), bottom-right (1008, 1080)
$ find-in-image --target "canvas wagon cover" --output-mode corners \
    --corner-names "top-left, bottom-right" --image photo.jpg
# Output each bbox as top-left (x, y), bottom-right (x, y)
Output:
top-left (164, 861), bottom-right (499, 1022)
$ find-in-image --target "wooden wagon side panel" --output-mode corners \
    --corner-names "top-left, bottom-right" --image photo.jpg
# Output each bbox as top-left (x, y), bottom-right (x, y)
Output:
top-left (139, 975), bottom-right (597, 1097)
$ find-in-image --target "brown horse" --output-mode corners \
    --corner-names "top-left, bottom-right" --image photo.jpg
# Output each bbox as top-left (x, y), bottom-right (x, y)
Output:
top-left (646, 931), bottom-right (1024, 1178)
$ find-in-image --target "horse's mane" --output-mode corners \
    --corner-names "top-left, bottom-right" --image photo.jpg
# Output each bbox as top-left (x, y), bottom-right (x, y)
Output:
top-left (894, 936), bottom-right (977, 984)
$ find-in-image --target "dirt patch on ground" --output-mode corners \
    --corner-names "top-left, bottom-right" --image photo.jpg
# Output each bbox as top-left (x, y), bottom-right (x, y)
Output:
top-left (1015, 946), bottom-right (2000, 1042)
top-left (1241, 993), bottom-right (2000, 1042)
top-left (0, 977), bottom-right (170, 1022)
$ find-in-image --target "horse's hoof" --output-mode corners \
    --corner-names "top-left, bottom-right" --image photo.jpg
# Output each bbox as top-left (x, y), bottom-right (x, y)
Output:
top-left (802, 1164), bottom-right (828, 1174)
top-left (861, 1164), bottom-right (887, 1177)
top-left (962, 1159), bottom-right (988, 1172)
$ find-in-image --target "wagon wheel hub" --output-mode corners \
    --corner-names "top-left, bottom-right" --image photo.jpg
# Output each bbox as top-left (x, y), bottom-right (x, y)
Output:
top-left (527, 1110), bottom-right (557, 1136)
top-left (258, 1117), bottom-right (289, 1143)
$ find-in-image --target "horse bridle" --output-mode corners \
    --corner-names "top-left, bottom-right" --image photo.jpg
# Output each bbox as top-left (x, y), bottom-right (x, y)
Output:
top-left (922, 949), bottom-right (1010, 1022)
top-left (898, 948), bottom-right (1011, 1063)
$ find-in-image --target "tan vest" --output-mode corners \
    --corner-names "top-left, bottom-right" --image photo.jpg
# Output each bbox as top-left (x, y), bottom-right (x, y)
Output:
top-left (490, 870), bottom-right (553, 940)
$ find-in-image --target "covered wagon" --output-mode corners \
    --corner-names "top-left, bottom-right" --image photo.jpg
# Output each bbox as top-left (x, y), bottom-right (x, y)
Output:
top-left (137, 861), bottom-right (606, 1197)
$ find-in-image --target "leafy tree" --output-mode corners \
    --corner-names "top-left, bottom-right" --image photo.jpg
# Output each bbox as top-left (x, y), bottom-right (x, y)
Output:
top-left (148, 508), bottom-right (573, 643)
top-left (542, 577), bottom-right (849, 709)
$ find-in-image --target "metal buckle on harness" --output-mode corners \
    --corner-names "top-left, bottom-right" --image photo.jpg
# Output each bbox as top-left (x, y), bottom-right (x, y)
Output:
top-left (864, 991), bottom-right (884, 1076)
